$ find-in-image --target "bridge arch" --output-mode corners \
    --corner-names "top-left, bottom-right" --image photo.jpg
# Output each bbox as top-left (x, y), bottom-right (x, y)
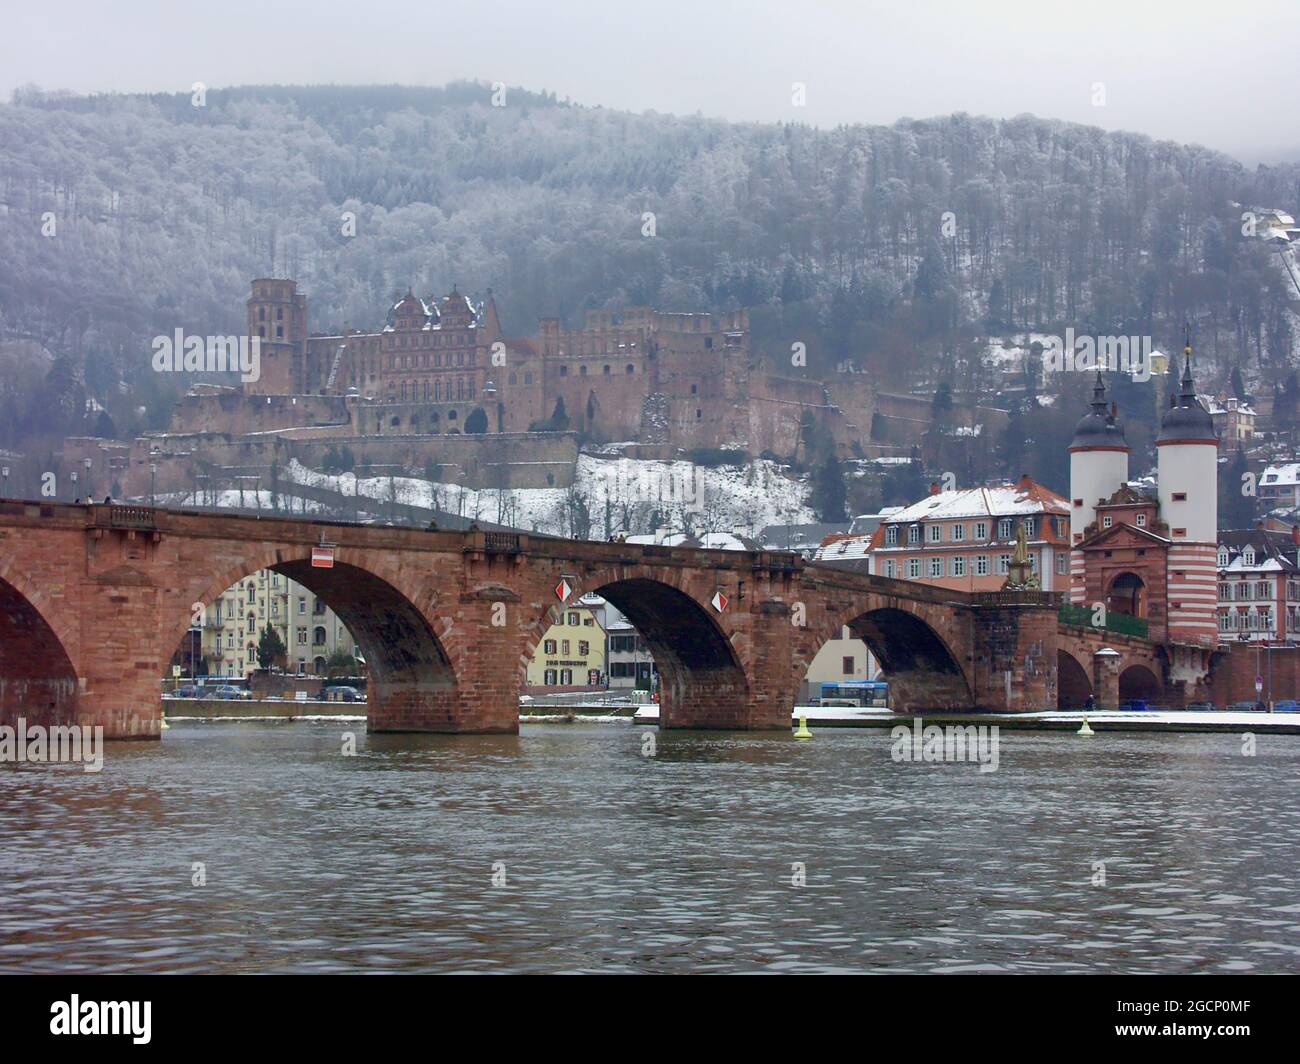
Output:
top-left (1118, 663), bottom-right (1161, 704)
top-left (166, 547), bottom-right (463, 732)
top-left (1057, 649), bottom-right (1092, 709)
top-left (0, 573), bottom-right (79, 728)
top-left (807, 601), bottom-right (975, 712)
top-left (523, 567), bottom-right (750, 728)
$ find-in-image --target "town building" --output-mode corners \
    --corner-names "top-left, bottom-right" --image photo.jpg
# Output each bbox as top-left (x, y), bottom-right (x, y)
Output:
top-left (1257, 463), bottom-right (1300, 509)
top-left (525, 595), bottom-right (606, 688)
top-left (1198, 393), bottom-right (1256, 449)
top-left (797, 626), bottom-right (879, 703)
top-left (1216, 528), bottom-right (1300, 644)
top-left (603, 603), bottom-right (657, 690)
top-left (813, 475), bottom-right (1071, 591)
top-left (197, 569), bottom-right (358, 678)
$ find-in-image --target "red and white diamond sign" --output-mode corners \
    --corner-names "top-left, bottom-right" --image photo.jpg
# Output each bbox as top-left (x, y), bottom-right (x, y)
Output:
top-left (711, 590), bottom-right (728, 613)
top-left (554, 578), bottom-right (573, 603)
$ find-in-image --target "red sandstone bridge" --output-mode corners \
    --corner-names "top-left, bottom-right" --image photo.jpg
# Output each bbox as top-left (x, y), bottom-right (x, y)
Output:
top-left (0, 501), bottom-right (1172, 738)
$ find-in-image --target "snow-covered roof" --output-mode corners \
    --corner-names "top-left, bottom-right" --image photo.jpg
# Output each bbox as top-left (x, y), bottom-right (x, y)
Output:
top-left (813, 536), bottom-right (873, 562)
top-left (1260, 464), bottom-right (1300, 487)
top-left (883, 481), bottom-right (1067, 524)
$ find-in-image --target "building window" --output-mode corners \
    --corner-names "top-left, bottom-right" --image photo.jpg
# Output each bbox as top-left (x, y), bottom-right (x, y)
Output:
top-left (975, 522), bottom-right (988, 539)
top-left (908, 558), bottom-right (921, 579)
top-left (952, 556), bottom-right (966, 577)
top-left (568, 612), bottom-right (579, 626)
top-left (929, 524), bottom-right (942, 543)
top-left (1022, 518), bottom-right (1036, 538)
top-left (997, 554), bottom-right (1012, 575)
top-left (296, 627), bottom-right (307, 645)
top-left (976, 555), bottom-right (989, 576)
top-left (998, 518), bottom-right (1012, 539)
top-left (1172, 492), bottom-right (1187, 502)
top-left (1102, 515), bottom-right (1113, 528)
top-left (1056, 554), bottom-right (1067, 574)
top-left (544, 640), bottom-right (556, 654)
top-left (884, 560), bottom-right (896, 578)
top-left (1136, 513), bottom-right (1146, 527)
top-left (561, 640), bottom-right (570, 655)
top-left (907, 525), bottom-right (921, 545)
top-left (842, 656), bottom-right (855, 675)
top-left (952, 523), bottom-right (964, 541)
top-left (885, 527), bottom-right (899, 546)
top-left (928, 558), bottom-right (943, 578)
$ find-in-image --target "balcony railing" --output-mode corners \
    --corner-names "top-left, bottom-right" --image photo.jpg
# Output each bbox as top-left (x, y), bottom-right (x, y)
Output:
top-left (1058, 602), bottom-right (1149, 639)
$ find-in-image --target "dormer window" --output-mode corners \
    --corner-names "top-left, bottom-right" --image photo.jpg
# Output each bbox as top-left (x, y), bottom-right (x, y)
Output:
top-left (1218, 550), bottom-right (1229, 567)
top-left (1243, 548), bottom-right (1256, 566)
top-left (1102, 515), bottom-right (1112, 529)
top-left (1136, 513), bottom-right (1146, 527)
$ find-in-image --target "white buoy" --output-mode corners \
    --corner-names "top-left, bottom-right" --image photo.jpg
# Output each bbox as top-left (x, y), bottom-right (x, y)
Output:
top-left (1077, 716), bottom-right (1094, 736)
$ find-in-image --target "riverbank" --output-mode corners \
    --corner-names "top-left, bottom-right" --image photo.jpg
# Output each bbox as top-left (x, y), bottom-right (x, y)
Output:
top-left (163, 698), bottom-right (1300, 734)
top-left (634, 705), bottom-right (1300, 734)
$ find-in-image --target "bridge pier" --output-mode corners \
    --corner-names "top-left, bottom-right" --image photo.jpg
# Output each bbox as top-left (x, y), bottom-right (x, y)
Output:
top-left (1092, 648), bottom-right (1121, 710)
top-left (968, 595), bottom-right (1059, 712)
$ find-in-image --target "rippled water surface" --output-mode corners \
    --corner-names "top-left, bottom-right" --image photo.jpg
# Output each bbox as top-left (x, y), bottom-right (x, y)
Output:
top-left (1, 721), bottom-right (1298, 973)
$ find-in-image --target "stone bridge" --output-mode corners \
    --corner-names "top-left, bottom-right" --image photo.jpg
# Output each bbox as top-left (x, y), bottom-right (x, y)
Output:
top-left (0, 501), bottom-right (1186, 738)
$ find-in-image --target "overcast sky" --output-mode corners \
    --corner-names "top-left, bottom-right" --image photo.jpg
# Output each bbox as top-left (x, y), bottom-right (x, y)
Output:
top-left (4, 0), bottom-right (1295, 163)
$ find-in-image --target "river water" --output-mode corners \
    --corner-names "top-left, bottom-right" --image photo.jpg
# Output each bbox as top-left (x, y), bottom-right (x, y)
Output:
top-left (1, 721), bottom-right (1297, 974)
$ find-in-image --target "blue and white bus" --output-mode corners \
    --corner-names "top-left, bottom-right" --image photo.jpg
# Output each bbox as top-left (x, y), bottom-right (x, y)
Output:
top-left (818, 680), bottom-right (889, 708)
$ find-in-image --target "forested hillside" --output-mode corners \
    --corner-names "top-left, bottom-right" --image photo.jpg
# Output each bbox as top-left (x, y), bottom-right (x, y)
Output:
top-left (2, 81), bottom-right (1298, 454)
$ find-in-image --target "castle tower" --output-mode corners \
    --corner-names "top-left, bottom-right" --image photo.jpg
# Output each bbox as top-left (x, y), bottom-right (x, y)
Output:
top-left (246, 279), bottom-right (307, 394)
top-left (1156, 340), bottom-right (1219, 644)
top-left (1068, 371), bottom-right (1129, 603)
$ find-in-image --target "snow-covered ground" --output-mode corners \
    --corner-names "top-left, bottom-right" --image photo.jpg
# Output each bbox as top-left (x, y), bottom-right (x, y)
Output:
top-left (152, 452), bottom-right (815, 538)
top-left (274, 454), bottom-right (814, 536)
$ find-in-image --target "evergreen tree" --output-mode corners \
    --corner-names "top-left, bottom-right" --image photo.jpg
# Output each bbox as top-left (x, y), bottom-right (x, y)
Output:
top-left (1230, 365), bottom-right (1247, 403)
top-left (810, 450), bottom-right (848, 522)
top-left (256, 624), bottom-right (287, 671)
top-left (1220, 449), bottom-right (1256, 530)
top-left (464, 407), bottom-right (488, 433)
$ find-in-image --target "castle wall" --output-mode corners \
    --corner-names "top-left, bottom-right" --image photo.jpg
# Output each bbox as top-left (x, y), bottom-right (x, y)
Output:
top-left (169, 390), bottom-right (352, 435)
top-left (123, 431), bottom-right (579, 496)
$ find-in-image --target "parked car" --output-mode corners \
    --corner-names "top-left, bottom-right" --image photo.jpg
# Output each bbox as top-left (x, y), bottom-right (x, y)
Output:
top-left (1273, 700), bottom-right (1299, 713)
top-left (1185, 701), bottom-right (1216, 712)
top-left (210, 685), bottom-right (252, 700)
top-left (1118, 699), bottom-right (1151, 712)
top-left (325, 686), bottom-right (364, 703)
top-left (171, 685), bottom-right (200, 699)
top-left (1228, 701), bottom-right (1258, 712)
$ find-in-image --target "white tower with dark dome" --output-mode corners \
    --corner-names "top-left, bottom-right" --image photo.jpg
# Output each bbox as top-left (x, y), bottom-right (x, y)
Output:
top-left (1156, 341), bottom-right (1219, 644)
top-left (1067, 371), bottom-right (1130, 603)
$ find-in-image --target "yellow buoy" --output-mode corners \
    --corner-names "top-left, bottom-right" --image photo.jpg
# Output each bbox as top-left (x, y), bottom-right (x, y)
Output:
top-left (1077, 716), bottom-right (1093, 736)
top-left (793, 715), bottom-right (813, 739)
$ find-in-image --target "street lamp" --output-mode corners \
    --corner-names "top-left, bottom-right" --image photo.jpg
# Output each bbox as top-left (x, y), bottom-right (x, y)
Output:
top-left (83, 457), bottom-right (93, 501)
top-left (1, 465), bottom-right (9, 499)
top-left (150, 463), bottom-right (158, 507)
top-left (69, 470), bottom-right (78, 501)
